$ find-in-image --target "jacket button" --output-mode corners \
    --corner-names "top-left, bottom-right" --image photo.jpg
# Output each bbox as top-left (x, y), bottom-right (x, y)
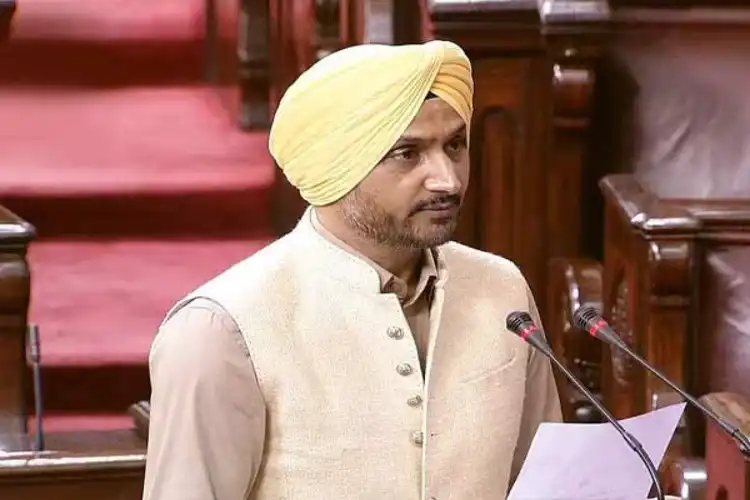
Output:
top-left (410, 431), bottom-right (424, 446)
top-left (386, 326), bottom-right (404, 339)
top-left (407, 395), bottom-right (423, 407)
top-left (396, 363), bottom-right (413, 376)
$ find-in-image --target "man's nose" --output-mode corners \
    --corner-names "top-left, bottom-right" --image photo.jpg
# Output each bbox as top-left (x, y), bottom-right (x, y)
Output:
top-left (423, 156), bottom-right (461, 194)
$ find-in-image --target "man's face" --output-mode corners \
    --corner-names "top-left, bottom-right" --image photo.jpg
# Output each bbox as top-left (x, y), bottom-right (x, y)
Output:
top-left (340, 98), bottom-right (470, 250)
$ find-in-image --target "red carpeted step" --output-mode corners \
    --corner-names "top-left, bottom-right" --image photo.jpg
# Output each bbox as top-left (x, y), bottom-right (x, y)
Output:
top-left (0, 86), bottom-right (274, 238)
top-left (26, 238), bottom-right (273, 412)
top-left (0, 0), bottom-right (207, 84)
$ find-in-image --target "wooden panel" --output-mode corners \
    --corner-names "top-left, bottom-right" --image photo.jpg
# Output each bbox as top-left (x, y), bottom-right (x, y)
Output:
top-left (0, 0), bottom-right (13, 42)
top-left (0, 429), bottom-right (145, 500)
top-left (432, 1), bottom-right (607, 317)
top-left (546, 258), bottom-right (604, 423)
top-left (458, 56), bottom-right (550, 298)
top-left (269, 0), bottom-right (318, 234)
top-left (207, 0), bottom-right (271, 129)
top-left (595, 174), bottom-right (750, 495)
top-left (237, 0), bottom-right (271, 129)
top-left (0, 205), bottom-right (35, 436)
top-left (458, 58), bottom-right (527, 254)
top-left (599, 176), bottom-right (697, 433)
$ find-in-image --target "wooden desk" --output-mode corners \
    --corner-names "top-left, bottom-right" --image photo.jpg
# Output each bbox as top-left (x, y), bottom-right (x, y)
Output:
top-left (0, 429), bottom-right (146, 500)
top-left (0, 0), bottom-right (15, 42)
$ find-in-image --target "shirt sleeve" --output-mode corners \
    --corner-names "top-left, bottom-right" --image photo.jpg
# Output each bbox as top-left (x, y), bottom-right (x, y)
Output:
top-left (509, 285), bottom-right (564, 484)
top-left (143, 298), bottom-right (266, 500)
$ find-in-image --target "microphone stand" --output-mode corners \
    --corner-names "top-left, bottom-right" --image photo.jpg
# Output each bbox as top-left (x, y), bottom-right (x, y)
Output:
top-left (573, 306), bottom-right (750, 458)
top-left (28, 324), bottom-right (45, 452)
top-left (506, 312), bottom-right (666, 500)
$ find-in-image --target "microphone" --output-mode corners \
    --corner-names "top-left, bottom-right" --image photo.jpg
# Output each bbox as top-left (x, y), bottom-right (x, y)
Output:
top-left (572, 305), bottom-right (750, 457)
top-left (506, 311), bottom-right (666, 500)
top-left (28, 324), bottom-right (45, 452)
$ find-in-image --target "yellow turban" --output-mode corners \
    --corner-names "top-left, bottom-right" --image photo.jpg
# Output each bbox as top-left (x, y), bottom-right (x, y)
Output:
top-left (268, 40), bottom-right (474, 206)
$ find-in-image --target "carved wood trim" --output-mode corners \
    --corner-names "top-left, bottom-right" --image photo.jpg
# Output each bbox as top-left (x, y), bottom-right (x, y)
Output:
top-left (610, 274), bottom-right (634, 386)
top-left (546, 258), bottom-right (604, 422)
top-left (600, 174), bottom-right (702, 235)
top-left (644, 238), bottom-right (693, 439)
top-left (545, 44), bottom-right (601, 260)
top-left (602, 260), bottom-right (642, 418)
top-left (600, 177), bottom-right (698, 420)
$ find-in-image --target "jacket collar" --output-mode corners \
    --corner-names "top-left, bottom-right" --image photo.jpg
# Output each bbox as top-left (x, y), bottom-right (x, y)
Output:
top-left (291, 207), bottom-right (449, 294)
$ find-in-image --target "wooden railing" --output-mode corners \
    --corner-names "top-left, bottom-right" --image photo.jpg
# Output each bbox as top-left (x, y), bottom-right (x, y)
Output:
top-left (0, 205), bottom-right (35, 437)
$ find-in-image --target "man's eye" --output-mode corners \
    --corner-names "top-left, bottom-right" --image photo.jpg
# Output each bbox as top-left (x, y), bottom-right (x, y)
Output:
top-left (447, 137), bottom-right (467, 152)
top-left (392, 148), bottom-right (419, 162)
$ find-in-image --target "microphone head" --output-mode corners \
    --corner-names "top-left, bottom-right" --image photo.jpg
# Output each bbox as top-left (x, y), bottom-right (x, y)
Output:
top-left (572, 305), bottom-right (603, 331)
top-left (506, 311), bottom-right (534, 334)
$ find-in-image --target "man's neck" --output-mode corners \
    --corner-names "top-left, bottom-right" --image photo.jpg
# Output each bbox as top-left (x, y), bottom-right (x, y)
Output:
top-left (315, 210), bottom-right (422, 286)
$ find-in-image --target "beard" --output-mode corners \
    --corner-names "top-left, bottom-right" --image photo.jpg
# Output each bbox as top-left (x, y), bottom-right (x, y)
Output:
top-left (340, 188), bottom-right (460, 250)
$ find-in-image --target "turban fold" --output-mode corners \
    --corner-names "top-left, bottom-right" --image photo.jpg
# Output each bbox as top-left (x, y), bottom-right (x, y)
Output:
top-left (268, 40), bottom-right (474, 206)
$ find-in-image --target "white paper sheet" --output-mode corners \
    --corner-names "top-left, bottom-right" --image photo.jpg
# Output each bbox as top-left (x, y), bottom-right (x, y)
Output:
top-left (508, 403), bottom-right (686, 500)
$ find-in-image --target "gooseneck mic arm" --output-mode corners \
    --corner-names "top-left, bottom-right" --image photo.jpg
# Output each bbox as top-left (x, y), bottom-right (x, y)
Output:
top-left (572, 305), bottom-right (750, 457)
top-left (28, 324), bottom-right (45, 452)
top-left (506, 311), bottom-right (666, 500)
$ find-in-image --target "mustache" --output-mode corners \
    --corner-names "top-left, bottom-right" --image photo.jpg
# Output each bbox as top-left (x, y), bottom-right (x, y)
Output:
top-left (411, 194), bottom-right (462, 214)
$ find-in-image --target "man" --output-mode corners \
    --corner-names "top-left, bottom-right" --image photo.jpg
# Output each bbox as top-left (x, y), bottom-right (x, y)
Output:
top-left (143, 40), bottom-right (562, 500)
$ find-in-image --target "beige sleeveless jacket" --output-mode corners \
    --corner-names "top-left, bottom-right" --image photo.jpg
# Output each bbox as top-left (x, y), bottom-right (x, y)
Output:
top-left (164, 212), bottom-right (561, 499)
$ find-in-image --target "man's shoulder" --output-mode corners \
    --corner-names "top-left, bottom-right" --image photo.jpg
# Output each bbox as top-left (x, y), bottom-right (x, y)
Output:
top-left (190, 233), bottom-right (302, 298)
top-left (439, 241), bottom-right (523, 280)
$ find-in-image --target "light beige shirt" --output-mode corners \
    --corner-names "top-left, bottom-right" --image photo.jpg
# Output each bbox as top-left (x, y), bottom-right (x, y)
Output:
top-left (145, 213), bottom-right (440, 499)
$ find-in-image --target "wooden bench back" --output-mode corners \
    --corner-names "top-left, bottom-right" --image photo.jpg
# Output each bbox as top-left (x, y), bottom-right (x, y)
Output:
top-left (600, 174), bottom-right (750, 455)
